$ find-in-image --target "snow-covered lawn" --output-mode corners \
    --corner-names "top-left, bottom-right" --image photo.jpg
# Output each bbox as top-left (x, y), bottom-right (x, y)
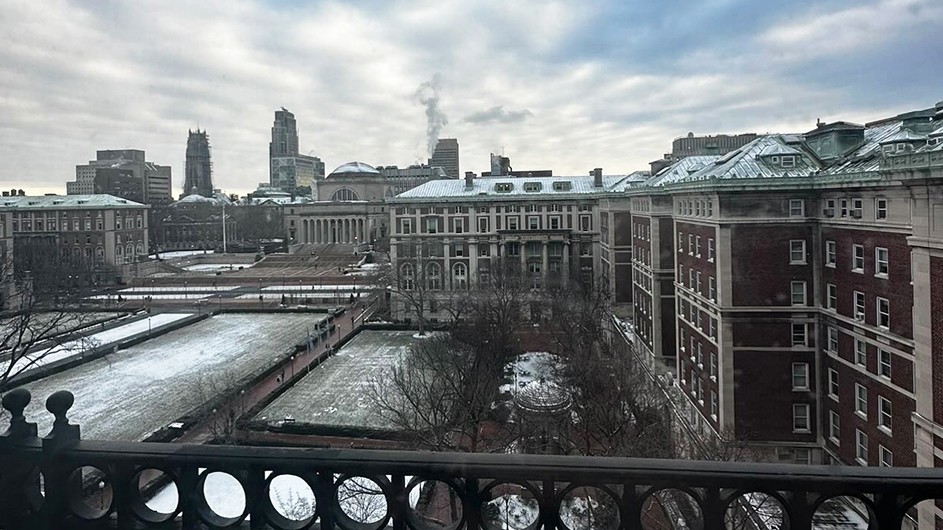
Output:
top-left (499, 352), bottom-right (562, 395)
top-left (118, 286), bottom-right (239, 293)
top-left (88, 294), bottom-right (212, 300)
top-left (257, 330), bottom-right (431, 430)
top-left (20, 313), bottom-right (326, 441)
top-left (262, 285), bottom-right (368, 292)
top-left (183, 263), bottom-right (256, 272)
top-left (12, 313), bottom-right (193, 375)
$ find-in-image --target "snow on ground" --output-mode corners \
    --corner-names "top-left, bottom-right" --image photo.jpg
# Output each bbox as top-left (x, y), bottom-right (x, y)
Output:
top-left (499, 352), bottom-right (562, 395)
top-left (257, 330), bottom-right (432, 430)
top-left (183, 263), bottom-right (256, 272)
top-left (20, 313), bottom-right (326, 441)
top-left (88, 294), bottom-right (212, 300)
top-left (12, 313), bottom-right (193, 374)
top-left (118, 286), bottom-right (239, 293)
top-left (152, 250), bottom-right (215, 259)
top-left (262, 285), bottom-right (368, 292)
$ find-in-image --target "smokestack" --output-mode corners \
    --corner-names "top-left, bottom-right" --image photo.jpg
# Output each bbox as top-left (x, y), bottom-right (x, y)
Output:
top-left (592, 168), bottom-right (603, 187)
top-left (465, 172), bottom-right (475, 189)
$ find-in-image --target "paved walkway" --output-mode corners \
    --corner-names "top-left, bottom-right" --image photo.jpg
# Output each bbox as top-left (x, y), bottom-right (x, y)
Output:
top-left (175, 296), bottom-right (378, 443)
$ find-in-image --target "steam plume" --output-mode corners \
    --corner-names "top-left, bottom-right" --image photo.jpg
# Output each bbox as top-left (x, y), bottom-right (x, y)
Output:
top-left (415, 74), bottom-right (448, 157)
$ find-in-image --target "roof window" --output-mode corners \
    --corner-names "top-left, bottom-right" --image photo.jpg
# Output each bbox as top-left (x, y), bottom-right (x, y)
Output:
top-left (494, 182), bottom-right (514, 193)
top-left (552, 181), bottom-right (572, 191)
top-left (523, 182), bottom-right (542, 192)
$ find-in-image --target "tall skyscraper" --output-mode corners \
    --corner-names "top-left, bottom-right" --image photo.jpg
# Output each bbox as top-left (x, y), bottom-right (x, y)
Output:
top-left (269, 108), bottom-right (324, 192)
top-left (67, 149), bottom-right (172, 205)
top-left (429, 138), bottom-right (460, 178)
top-left (184, 130), bottom-right (213, 197)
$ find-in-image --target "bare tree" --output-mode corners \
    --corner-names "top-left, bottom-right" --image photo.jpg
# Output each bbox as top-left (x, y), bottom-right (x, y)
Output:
top-left (539, 278), bottom-right (674, 458)
top-left (387, 240), bottom-right (436, 336)
top-left (188, 369), bottom-right (249, 443)
top-left (369, 334), bottom-right (506, 452)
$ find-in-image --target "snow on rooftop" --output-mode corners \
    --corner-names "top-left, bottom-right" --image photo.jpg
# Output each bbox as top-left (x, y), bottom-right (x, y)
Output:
top-left (258, 330), bottom-right (437, 430)
top-left (20, 313), bottom-right (327, 441)
top-left (392, 175), bottom-right (631, 201)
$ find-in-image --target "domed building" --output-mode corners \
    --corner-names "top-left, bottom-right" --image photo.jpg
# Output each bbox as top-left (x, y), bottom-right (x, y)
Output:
top-left (313, 162), bottom-right (386, 202)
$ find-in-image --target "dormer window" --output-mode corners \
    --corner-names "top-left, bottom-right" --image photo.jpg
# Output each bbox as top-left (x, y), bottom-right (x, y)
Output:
top-left (523, 182), bottom-right (542, 192)
top-left (781, 156), bottom-right (796, 168)
top-left (494, 182), bottom-right (514, 193)
top-left (552, 181), bottom-right (571, 192)
top-left (896, 143), bottom-right (909, 152)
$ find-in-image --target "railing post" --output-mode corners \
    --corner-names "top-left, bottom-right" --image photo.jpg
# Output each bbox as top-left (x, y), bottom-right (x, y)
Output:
top-left (40, 390), bottom-right (81, 530)
top-left (178, 464), bottom-right (200, 530)
top-left (874, 492), bottom-right (903, 530)
top-left (389, 474), bottom-right (407, 530)
top-left (247, 466), bottom-right (267, 530)
top-left (112, 462), bottom-right (135, 530)
top-left (788, 490), bottom-right (813, 530)
top-left (540, 479), bottom-right (558, 530)
top-left (0, 389), bottom-right (40, 530)
top-left (621, 483), bottom-right (642, 530)
top-left (464, 476), bottom-right (482, 530)
top-left (702, 487), bottom-right (724, 530)
top-left (316, 470), bottom-right (336, 530)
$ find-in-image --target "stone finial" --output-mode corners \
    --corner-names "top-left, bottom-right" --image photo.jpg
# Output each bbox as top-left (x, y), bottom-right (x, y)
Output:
top-left (1, 388), bottom-right (37, 440)
top-left (42, 390), bottom-right (80, 448)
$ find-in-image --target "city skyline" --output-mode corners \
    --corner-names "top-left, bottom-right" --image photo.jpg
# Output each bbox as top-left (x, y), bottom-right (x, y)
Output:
top-left (1, 0), bottom-right (942, 196)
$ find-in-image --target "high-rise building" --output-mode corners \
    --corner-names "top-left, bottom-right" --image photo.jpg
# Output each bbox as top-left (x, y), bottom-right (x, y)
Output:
top-left (428, 138), bottom-right (460, 178)
top-left (184, 130), bottom-right (213, 197)
top-left (67, 149), bottom-right (172, 205)
top-left (269, 108), bottom-right (325, 192)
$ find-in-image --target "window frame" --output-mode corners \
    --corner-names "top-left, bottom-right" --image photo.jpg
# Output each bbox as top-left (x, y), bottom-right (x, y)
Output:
top-left (878, 395), bottom-right (892, 433)
top-left (825, 240), bottom-right (836, 267)
top-left (856, 429), bottom-right (868, 465)
top-left (828, 368), bottom-right (839, 401)
top-left (789, 199), bottom-right (805, 217)
top-left (828, 327), bottom-right (839, 353)
top-left (855, 383), bottom-right (867, 419)
top-left (792, 323), bottom-right (808, 347)
top-left (878, 350), bottom-right (892, 379)
top-left (707, 238), bottom-right (715, 262)
top-left (792, 403), bottom-right (811, 433)
top-left (792, 362), bottom-right (809, 390)
top-left (790, 240), bottom-right (806, 264)
top-left (875, 247), bottom-right (889, 277)
top-left (852, 244), bottom-right (864, 273)
top-left (790, 281), bottom-right (807, 306)
top-left (875, 198), bottom-right (888, 220)
top-left (877, 297), bottom-right (890, 329)
top-left (854, 291), bottom-right (866, 321)
top-left (829, 411), bottom-right (840, 445)
top-left (826, 283), bottom-right (837, 311)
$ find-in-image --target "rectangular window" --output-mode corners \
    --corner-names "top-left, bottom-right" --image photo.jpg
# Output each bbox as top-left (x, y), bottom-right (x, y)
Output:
top-left (679, 265), bottom-right (684, 287)
top-left (878, 396), bottom-right (892, 432)
top-left (829, 411), bottom-right (840, 444)
top-left (878, 350), bottom-right (892, 379)
top-left (828, 327), bottom-right (839, 353)
top-left (875, 248), bottom-right (889, 277)
top-left (825, 241), bottom-right (836, 267)
top-left (840, 198), bottom-right (849, 217)
top-left (527, 216), bottom-right (539, 230)
top-left (852, 244), bottom-right (864, 272)
top-left (689, 269), bottom-right (695, 290)
top-left (579, 215), bottom-right (592, 231)
top-left (854, 291), bottom-right (866, 321)
top-left (855, 384), bottom-right (867, 417)
top-left (115, 217), bottom-right (121, 230)
top-left (875, 198), bottom-right (888, 220)
top-left (478, 217), bottom-right (489, 232)
top-left (824, 199), bottom-right (836, 217)
top-left (696, 271), bottom-right (701, 292)
top-left (792, 362), bottom-right (809, 390)
top-left (827, 283), bottom-right (837, 310)
top-left (678, 232), bottom-right (684, 253)
top-left (791, 281), bottom-right (806, 306)
top-left (709, 318), bottom-right (717, 340)
top-left (855, 339), bottom-right (867, 366)
top-left (426, 217), bottom-right (439, 234)
top-left (710, 352), bottom-right (717, 378)
top-left (790, 240), bottom-right (806, 264)
top-left (453, 218), bottom-right (465, 233)
top-left (851, 198), bottom-right (863, 218)
top-left (711, 391), bottom-right (718, 419)
top-left (789, 199), bottom-right (805, 217)
top-left (828, 369), bottom-right (839, 400)
top-left (695, 236), bottom-right (701, 257)
top-left (453, 242), bottom-right (464, 257)
top-left (879, 446), bottom-right (893, 467)
top-left (400, 219), bottom-right (413, 234)
top-left (856, 430), bottom-right (868, 464)
top-left (707, 238), bottom-right (715, 261)
top-left (793, 404), bottom-right (810, 432)
top-left (688, 234), bottom-right (694, 255)
top-left (549, 216), bottom-right (561, 230)
top-left (792, 324), bottom-right (807, 346)
top-left (708, 277), bottom-right (716, 301)
top-left (507, 216), bottom-right (519, 230)
top-left (877, 297), bottom-right (890, 329)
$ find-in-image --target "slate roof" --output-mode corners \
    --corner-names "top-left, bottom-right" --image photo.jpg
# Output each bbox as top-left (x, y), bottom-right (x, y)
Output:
top-left (0, 194), bottom-right (146, 210)
top-left (392, 175), bottom-right (632, 201)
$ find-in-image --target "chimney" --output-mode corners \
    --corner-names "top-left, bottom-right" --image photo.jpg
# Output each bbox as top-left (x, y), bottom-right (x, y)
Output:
top-left (650, 159), bottom-right (669, 175)
top-left (592, 168), bottom-right (603, 187)
top-left (464, 172), bottom-right (475, 189)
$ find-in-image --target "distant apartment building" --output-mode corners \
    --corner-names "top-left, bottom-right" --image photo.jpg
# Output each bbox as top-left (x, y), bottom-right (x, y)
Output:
top-left (183, 130), bottom-right (213, 198)
top-left (269, 108), bottom-right (325, 192)
top-left (481, 153), bottom-right (553, 178)
top-left (67, 149), bottom-right (172, 206)
top-left (428, 138), bottom-right (460, 178)
top-left (377, 165), bottom-right (446, 196)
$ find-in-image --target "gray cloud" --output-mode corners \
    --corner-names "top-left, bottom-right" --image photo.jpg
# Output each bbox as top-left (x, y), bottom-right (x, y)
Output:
top-left (464, 106), bottom-right (534, 125)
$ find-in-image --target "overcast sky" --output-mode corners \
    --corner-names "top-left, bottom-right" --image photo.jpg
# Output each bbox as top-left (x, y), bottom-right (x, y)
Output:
top-left (2, 0), bottom-right (941, 196)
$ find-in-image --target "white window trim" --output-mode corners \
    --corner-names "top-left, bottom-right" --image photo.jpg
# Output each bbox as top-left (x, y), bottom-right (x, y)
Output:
top-left (852, 244), bottom-right (865, 273)
top-left (828, 410), bottom-right (840, 445)
top-left (854, 291), bottom-right (866, 321)
top-left (790, 240), bottom-right (806, 265)
top-left (792, 362), bottom-right (810, 391)
top-left (875, 247), bottom-right (889, 278)
top-left (793, 403), bottom-right (811, 433)
top-left (826, 283), bottom-right (837, 311)
top-left (791, 281), bottom-right (807, 306)
top-left (825, 241), bottom-right (836, 268)
top-left (878, 396), bottom-right (892, 434)
top-left (828, 368), bottom-right (839, 401)
top-left (855, 383), bottom-right (867, 419)
top-left (855, 429), bottom-right (868, 465)
top-left (876, 297), bottom-right (890, 329)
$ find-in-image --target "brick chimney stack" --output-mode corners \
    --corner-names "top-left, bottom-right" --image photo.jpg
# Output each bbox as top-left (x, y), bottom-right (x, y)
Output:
top-left (592, 168), bottom-right (603, 187)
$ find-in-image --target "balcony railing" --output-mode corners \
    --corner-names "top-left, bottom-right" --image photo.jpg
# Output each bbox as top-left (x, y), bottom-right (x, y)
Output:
top-left (3, 388), bottom-right (943, 530)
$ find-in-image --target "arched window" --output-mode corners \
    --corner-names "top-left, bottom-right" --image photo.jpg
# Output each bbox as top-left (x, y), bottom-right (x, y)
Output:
top-left (96, 247), bottom-right (105, 264)
top-left (136, 243), bottom-right (144, 255)
top-left (331, 188), bottom-right (359, 202)
top-left (401, 264), bottom-right (414, 291)
top-left (116, 245), bottom-right (123, 256)
top-left (426, 263), bottom-right (441, 290)
top-left (126, 244), bottom-right (135, 259)
top-left (453, 263), bottom-right (468, 289)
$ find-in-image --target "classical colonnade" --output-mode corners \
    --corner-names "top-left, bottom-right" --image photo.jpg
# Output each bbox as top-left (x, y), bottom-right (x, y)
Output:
top-left (299, 218), bottom-right (367, 244)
